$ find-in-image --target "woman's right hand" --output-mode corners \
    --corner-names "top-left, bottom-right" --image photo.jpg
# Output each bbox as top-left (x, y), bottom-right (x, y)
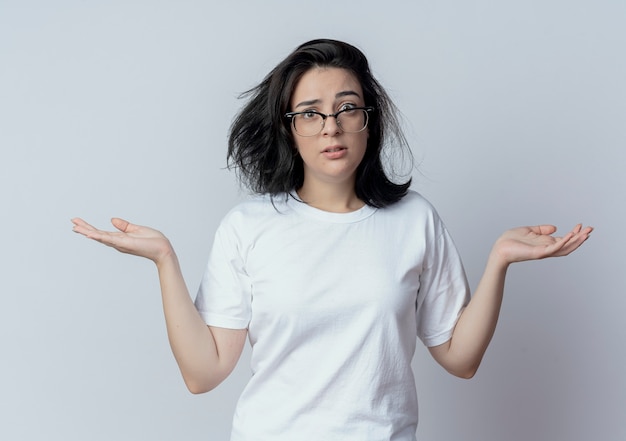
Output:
top-left (72, 217), bottom-right (246, 392)
top-left (71, 217), bottom-right (173, 264)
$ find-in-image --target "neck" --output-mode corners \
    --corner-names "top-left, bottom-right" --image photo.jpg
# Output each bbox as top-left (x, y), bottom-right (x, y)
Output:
top-left (297, 180), bottom-right (364, 213)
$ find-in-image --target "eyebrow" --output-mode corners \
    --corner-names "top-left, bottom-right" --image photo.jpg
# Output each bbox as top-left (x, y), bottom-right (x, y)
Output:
top-left (294, 90), bottom-right (362, 109)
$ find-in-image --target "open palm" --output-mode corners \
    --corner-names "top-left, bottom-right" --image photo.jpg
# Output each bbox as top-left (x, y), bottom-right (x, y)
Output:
top-left (71, 217), bottom-right (172, 263)
top-left (494, 224), bottom-right (593, 264)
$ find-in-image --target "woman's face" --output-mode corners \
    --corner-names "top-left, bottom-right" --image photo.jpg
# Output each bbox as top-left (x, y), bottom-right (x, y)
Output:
top-left (289, 67), bottom-right (368, 191)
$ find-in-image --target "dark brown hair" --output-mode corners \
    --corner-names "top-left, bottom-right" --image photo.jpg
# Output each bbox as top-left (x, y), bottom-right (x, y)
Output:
top-left (227, 39), bottom-right (412, 208)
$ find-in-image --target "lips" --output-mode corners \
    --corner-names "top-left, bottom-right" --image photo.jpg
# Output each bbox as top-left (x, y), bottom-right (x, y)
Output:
top-left (322, 145), bottom-right (348, 159)
top-left (323, 146), bottom-right (346, 153)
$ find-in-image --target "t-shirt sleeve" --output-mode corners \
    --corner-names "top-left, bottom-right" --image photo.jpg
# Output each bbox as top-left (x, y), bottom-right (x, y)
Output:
top-left (194, 218), bottom-right (252, 329)
top-left (416, 218), bottom-right (470, 347)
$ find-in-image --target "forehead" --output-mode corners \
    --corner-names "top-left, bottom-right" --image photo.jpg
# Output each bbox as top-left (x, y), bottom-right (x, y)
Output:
top-left (290, 67), bottom-right (363, 104)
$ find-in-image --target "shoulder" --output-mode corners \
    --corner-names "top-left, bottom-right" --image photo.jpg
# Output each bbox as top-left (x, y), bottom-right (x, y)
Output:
top-left (217, 193), bottom-right (292, 233)
top-left (224, 194), bottom-right (281, 217)
top-left (375, 190), bottom-right (449, 242)
top-left (397, 189), bottom-right (434, 207)
top-left (212, 194), bottom-right (296, 257)
top-left (383, 189), bottom-right (440, 219)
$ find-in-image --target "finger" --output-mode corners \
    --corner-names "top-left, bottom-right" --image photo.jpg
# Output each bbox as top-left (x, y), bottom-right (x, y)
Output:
top-left (553, 238), bottom-right (586, 256)
top-left (71, 218), bottom-right (117, 242)
top-left (71, 218), bottom-right (103, 237)
top-left (571, 223), bottom-right (582, 235)
top-left (569, 225), bottom-right (593, 244)
top-left (560, 224), bottom-right (592, 247)
top-left (546, 228), bottom-right (592, 257)
top-left (541, 235), bottom-right (573, 256)
top-left (578, 225), bottom-right (594, 236)
top-left (111, 217), bottom-right (132, 233)
top-left (533, 228), bottom-right (578, 257)
top-left (71, 217), bottom-right (97, 231)
top-left (86, 229), bottom-right (129, 249)
top-left (532, 225), bottom-right (557, 236)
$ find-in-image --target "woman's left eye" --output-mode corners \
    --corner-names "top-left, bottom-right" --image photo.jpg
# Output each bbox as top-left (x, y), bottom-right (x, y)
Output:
top-left (339, 103), bottom-right (357, 112)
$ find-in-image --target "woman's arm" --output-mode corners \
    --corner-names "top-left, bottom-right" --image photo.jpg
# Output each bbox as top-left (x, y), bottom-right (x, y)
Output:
top-left (428, 223), bottom-right (592, 379)
top-left (71, 217), bottom-right (246, 393)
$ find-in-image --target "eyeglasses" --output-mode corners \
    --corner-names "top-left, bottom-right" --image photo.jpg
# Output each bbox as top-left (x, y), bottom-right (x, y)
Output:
top-left (285, 106), bottom-right (375, 137)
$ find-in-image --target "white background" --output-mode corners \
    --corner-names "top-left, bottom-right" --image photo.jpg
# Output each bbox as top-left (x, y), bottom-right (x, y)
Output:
top-left (1, 1), bottom-right (624, 440)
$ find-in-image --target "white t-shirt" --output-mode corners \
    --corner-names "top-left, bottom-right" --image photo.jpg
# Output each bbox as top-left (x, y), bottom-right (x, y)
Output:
top-left (195, 190), bottom-right (470, 441)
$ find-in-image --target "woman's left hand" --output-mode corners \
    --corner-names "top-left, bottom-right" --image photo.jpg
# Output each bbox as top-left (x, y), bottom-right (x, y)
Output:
top-left (493, 224), bottom-right (593, 265)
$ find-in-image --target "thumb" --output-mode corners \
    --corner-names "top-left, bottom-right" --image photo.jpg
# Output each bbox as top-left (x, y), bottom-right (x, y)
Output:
top-left (111, 217), bottom-right (132, 233)
top-left (535, 224), bottom-right (557, 235)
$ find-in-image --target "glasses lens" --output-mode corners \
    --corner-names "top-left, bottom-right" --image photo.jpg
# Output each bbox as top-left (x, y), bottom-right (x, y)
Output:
top-left (337, 109), bottom-right (368, 133)
top-left (293, 112), bottom-right (324, 136)
top-left (291, 108), bottom-right (370, 136)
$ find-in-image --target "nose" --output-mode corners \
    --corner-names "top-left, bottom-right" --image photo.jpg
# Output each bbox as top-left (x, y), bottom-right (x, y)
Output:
top-left (321, 114), bottom-right (341, 136)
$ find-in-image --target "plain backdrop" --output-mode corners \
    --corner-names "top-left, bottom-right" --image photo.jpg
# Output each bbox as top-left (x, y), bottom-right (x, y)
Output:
top-left (1, 1), bottom-right (624, 440)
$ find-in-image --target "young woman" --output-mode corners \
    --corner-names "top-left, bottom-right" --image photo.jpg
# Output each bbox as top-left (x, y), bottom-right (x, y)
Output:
top-left (72, 39), bottom-right (592, 440)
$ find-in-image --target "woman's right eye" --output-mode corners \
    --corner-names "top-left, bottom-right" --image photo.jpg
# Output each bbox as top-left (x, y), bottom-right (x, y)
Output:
top-left (301, 111), bottom-right (317, 120)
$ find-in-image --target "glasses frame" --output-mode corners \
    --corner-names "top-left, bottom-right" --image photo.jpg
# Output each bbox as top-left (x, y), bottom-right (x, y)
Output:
top-left (284, 106), bottom-right (375, 137)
